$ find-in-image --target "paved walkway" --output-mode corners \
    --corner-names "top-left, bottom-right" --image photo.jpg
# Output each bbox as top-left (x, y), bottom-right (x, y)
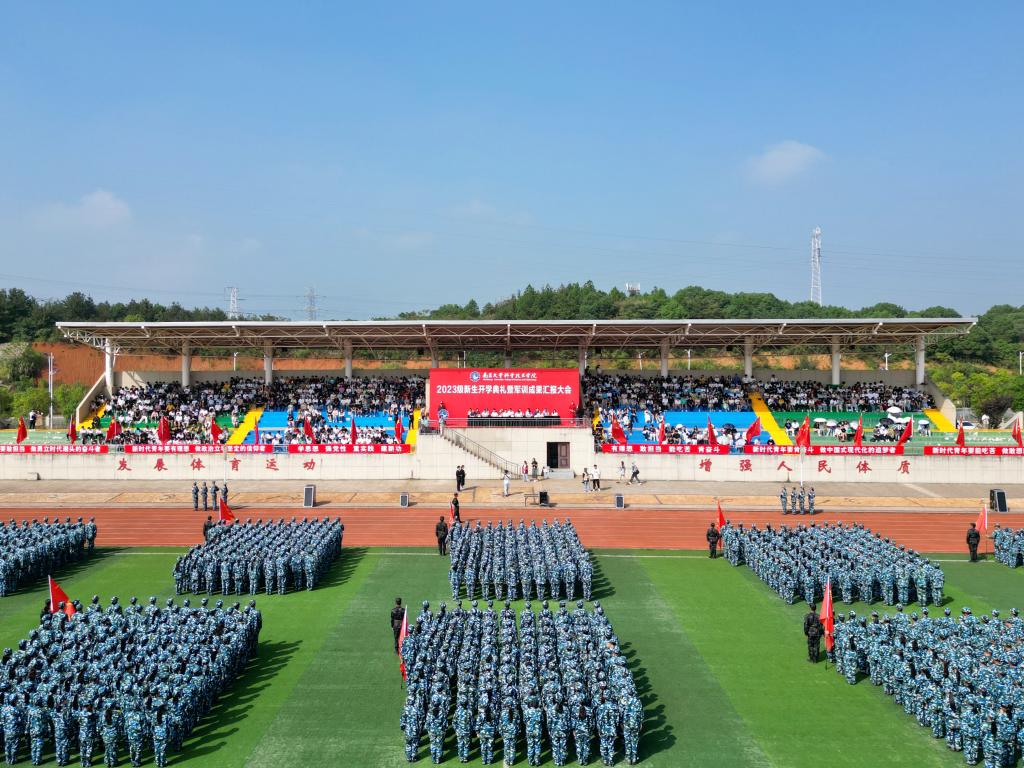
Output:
top-left (1, 478), bottom-right (1018, 513)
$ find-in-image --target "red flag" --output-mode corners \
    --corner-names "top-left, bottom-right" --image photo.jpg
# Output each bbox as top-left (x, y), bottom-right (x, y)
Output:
top-left (744, 417), bottom-right (761, 443)
top-left (610, 415), bottom-right (628, 445)
top-left (48, 576), bottom-right (76, 616)
top-left (716, 501), bottom-right (726, 547)
top-left (394, 417), bottom-right (404, 444)
top-left (706, 417), bottom-right (719, 446)
top-left (157, 416), bottom-right (171, 444)
top-left (657, 419), bottom-right (666, 445)
top-left (795, 416), bottom-right (811, 449)
top-left (976, 500), bottom-right (987, 534)
top-left (448, 501), bottom-right (455, 527)
top-left (819, 578), bottom-right (834, 652)
top-left (853, 415), bottom-right (864, 447)
top-left (210, 420), bottom-right (223, 444)
top-left (1013, 417), bottom-right (1022, 448)
top-left (398, 607), bottom-right (409, 680)
top-left (219, 497), bottom-right (235, 523)
top-left (67, 417), bottom-right (78, 445)
top-left (350, 418), bottom-right (358, 445)
top-left (956, 422), bottom-right (965, 447)
top-left (897, 417), bottom-right (913, 446)
top-left (303, 417), bottom-right (315, 441)
top-left (253, 422), bottom-right (260, 445)
top-left (16, 417), bottom-right (27, 444)
top-left (106, 419), bottom-right (122, 441)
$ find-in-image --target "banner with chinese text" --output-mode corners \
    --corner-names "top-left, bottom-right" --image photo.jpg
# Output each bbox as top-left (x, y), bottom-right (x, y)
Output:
top-left (600, 444), bottom-right (730, 454)
top-left (429, 368), bottom-right (578, 425)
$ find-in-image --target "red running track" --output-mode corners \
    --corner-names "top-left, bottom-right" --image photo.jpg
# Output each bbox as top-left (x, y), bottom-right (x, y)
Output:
top-left (8, 507), bottom-right (1024, 553)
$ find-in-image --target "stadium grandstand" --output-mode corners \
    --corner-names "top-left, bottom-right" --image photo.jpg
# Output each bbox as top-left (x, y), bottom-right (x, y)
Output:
top-left (4, 315), bottom-right (1021, 485)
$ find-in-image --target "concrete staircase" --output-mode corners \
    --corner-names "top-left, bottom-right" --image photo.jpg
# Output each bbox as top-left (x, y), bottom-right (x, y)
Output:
top-left (439, 428), bottom-right (519, 476)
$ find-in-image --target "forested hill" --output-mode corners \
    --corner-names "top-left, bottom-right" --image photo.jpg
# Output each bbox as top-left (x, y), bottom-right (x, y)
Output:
top-left (396, 283), bottom-right (1022, 369)
top-left (1, 283), bottom-right (1022, 369)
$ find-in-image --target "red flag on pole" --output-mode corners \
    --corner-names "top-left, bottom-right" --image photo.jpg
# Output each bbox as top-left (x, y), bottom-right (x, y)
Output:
top-left (448, 500), bottom-right (455, 527)
top-left (657, 418), bottom-right (666, 445)
top-left (853, 414), bottom-right (864, 447)
top-left (210, 420), bottom-right (223, 444)
top-left (16, 417), bottom-right (27, 444)
top-left (706, 417), bottom-right (719, 446)
top-left (157, 416), bottom-right (170, 444)
top-left (303, 417), bottom-right (315, 441)
top-left (610, 415), bottom-right (628, 445)
top-left (744, 417), bottom-right (761, 443)
top-left (819, 578), bottom-right (834, 651)
top-left (956, 422), bottom-right (965, 447)
top-left (350, 418), bottom-right (358, 445)
top-left (398, 607), bottom-right (409, 680)
top-left (106, 419), bottom-right (122, 441)
top-left (716, 501), bottom-right (726, 547)
top-left (253, 422), bottom-right (260, 445)
top-left (795, 416), bottom-right (811, 449)
top-left (67, 417), bottom-right (78, 445)
top-left (395, 417), bottom-right (404, 444)
top-left (1013, 417), bottom-right (1022, 448)
top-left (219, 497), bottom-right (235, 523)
top-left (897, 417), bottom-right (913, 446)
top-left (975, 500), bottom-right (988, 534)
top-left (49, 576), bottom-right (76, 616)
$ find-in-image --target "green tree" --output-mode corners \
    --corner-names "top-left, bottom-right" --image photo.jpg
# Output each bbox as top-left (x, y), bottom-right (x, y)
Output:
top-left (54, 383), bottom-right (86, 419)
top-left (12, 384), bottom-right (51, 420)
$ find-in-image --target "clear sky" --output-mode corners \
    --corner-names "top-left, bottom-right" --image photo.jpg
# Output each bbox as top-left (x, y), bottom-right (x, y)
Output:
top-left (1, 3), bottom-right (1021, 319)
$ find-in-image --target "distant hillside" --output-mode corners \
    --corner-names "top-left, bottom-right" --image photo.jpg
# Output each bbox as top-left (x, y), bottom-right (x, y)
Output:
top-left (2, 283), bottom-right (1022, 369)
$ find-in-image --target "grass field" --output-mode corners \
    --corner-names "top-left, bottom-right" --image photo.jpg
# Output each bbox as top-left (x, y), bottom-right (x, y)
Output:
top-left (1, 546), bottom-right (1022, 767)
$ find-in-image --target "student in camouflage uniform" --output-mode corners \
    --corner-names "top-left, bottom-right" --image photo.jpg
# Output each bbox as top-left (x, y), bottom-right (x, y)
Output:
top-left (173, 517), bottom-right (344, 595)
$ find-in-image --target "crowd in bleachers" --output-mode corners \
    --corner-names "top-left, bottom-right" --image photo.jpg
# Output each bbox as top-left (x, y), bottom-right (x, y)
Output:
top-left (584, 373), bottom-right (751, 420)
top-left (88, 376), bottom-right (424, 444)
top-left (254, 424), bottom-right (402, 446)
top-left (757, 378), bottom-right (933, 413)
top-left (466, 407), bottom-right (561, 419)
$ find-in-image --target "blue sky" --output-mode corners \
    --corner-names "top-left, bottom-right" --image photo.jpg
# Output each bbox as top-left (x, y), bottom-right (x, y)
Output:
top-left (1, 3), bottom-right (1021, 318)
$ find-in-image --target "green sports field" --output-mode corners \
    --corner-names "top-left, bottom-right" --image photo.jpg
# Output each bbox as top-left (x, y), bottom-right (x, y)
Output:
top-left (1, 546), bottom-right (1021, 767)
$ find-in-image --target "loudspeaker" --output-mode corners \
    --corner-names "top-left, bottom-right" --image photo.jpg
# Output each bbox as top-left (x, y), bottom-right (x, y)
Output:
top-left (990, 488), bottom-right (1008, 513)
top-left (538, 490), bottom-right (549, 507)
top-left (303, 484), bottom-right (316, 508)
top-left (615, 494), bottom-right (625, 509)
top-left (400, 492), bottom-right (410, 508)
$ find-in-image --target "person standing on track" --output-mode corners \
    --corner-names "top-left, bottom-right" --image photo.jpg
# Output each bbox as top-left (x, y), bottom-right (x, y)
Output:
top-left (967, 522), bottom-right (981, 562)
top-left (450, 493), bottom-right (461, 524)
top-left (435, 516), bottom-right (449, 556)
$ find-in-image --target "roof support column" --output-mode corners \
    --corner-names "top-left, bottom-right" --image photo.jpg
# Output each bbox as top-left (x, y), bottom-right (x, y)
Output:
top-left (915, 335), bottom-right (926, 386)
top-left (343, 340), bottom-right (353, 379)
top-left (831, 336), bottom-right (841, 386)
top-left (577, 343), bottom-right (588, 376)
top-left (659, 339), bottom-right (669, 377)
top-left (181, 342), bottom-right (192, 388)
top-left (430, 348), bottom-right (439, 368)
top-left (263, 345), bottom-right (273, 385)
top-left (503, 350), bottom-right (512, 369)
top-left (743, 338), bottom-right (754, 379)
top-left (104, 338), bottom-right (115, 395)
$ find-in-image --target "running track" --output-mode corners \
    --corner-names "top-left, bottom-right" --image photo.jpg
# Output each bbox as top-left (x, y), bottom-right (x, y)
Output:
top-left (10, 507), bottom-right (1024, 552)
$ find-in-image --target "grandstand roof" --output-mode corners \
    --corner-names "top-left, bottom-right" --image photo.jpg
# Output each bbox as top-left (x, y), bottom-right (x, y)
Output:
top-left (57, 318), bottom-right (976, 355)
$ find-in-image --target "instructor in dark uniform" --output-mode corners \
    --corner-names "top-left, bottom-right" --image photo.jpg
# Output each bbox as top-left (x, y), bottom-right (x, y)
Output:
top-left (804, 604), bottom-right (823, 662)
top-left (967, 522), bottom-right (981, 562)
top-left (390, 597), bottom-right (404, 653)
top-left (435, 516), bottom-right (449, 556)
top-left (705, 523), bottom-right (720, 559)
top-left (450, 493), bottom-right (461, 524)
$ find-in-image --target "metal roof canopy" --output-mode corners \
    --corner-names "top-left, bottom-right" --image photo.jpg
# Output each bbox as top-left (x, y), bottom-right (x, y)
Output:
top-left (57, 318), bottom-right (975, 356)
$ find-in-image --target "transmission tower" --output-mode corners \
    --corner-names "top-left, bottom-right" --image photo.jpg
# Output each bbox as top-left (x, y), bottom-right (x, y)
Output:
top-left (225, 287), bottom-right (240, 319)
top-left (810, 227), bottom-right (822, 306)
top-left (304, 287), bottom-right (319, 320)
